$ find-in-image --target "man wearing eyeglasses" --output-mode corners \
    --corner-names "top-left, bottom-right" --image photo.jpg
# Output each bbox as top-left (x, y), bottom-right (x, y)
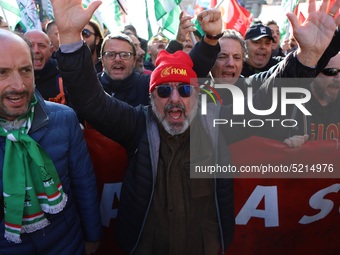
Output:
top-left (97, 23), bottom-right (220, 106)
top-left (97, 33), bottom-right (151, 106)
top-left (51, 0), bottom-right (340, 254)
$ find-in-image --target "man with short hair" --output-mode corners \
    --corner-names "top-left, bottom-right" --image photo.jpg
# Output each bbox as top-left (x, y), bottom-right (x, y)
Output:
top-left (45, 20), bottom-right (60, 53)
top-left (266, 20), bottom-right (285, 57)
top-left (286, 52), bottom-right (340, 143)
top-left (0, 28), bottom-right (101, 255)
top-left (123, 24), bottom-right (148, 59)
top-left (124, 31), bottom-right (150, 74)
top-left (144, 33), bottom-right (169, 71)
top-left (242, 24), bottom-right (284, 77)
top-left (24, 30), bottom-right (67, 105)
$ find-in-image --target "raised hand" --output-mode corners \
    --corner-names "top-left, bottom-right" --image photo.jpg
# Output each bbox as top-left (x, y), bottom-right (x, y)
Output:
top-left (287, 0), bottom-right (340, 67)
top-left (283, 134), bottom-right (309, 148)
top-left (176, 11), bottom-right (196, 44)
top-left (50, 0), bottom-right (102, 44)
top-left (197, 8), bottom-right (222, 37)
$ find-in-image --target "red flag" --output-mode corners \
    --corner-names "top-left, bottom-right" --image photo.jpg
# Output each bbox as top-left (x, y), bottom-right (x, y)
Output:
top-left (294, 3), bottom-right (306, 24)
top-left (212, 0), bottom-right (253, 37)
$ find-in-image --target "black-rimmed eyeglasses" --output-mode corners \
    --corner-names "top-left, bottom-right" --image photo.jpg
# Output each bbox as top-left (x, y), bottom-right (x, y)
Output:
top-left (82, 28), bottom-right (96, 39)
top-left (102, 51), bottom-right (134, 60)
top-left (322, 68), bottom-right (340, 76)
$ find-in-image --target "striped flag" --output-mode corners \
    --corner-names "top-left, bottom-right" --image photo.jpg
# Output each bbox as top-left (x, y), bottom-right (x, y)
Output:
top-left (279, 0), bottom-right (299, 42)
top-left (144, 0), bottom-right (153, 40)
top-left (97, 0), bottom-right (125, 34)
top-left (153, 0), bottom-right (182, 39)
top-left (0, 0), bottom-right (21, 30)
top-left (82, 0), bottom-right (104, 29)
top-left (16, 0), bottom-right (42, 31)
top-left (41, 0), bottom-right (54, 20)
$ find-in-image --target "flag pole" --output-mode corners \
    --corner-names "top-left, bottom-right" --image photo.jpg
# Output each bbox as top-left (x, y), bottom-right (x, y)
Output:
top-left (214, 0), bottom-right (225, 9)
top-left (0, 1), bottom-right (11, 30)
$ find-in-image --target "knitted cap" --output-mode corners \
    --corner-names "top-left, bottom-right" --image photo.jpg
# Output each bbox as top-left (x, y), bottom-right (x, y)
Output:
top-left (149, 50), bottom-right (198, 93)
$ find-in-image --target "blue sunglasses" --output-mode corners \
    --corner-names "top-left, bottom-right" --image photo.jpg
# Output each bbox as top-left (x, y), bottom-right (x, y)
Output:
top-left (156, 84), bottom-right (195, 98)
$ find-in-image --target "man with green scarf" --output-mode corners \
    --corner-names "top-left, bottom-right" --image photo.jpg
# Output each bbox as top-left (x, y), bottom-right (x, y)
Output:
top-left (0, 29), bottom-right (102, 254)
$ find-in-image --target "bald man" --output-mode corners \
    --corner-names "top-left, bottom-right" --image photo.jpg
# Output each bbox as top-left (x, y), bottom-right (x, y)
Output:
top-left (24, 30), bottom-right (67, 105)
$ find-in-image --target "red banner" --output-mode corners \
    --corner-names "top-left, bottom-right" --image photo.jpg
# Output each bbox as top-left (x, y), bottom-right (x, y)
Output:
top-left (227, 136), bottom-right (340, 254)
top-left (83, 127), bottom-right (128, 255)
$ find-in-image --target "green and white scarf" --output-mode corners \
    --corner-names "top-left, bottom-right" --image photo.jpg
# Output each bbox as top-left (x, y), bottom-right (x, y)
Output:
top-left (1, 96), bottom-right (68, 243)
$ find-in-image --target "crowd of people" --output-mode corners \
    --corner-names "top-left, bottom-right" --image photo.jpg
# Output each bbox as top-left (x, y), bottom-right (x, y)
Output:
top-left (0, 0), bottom-right (339, 254)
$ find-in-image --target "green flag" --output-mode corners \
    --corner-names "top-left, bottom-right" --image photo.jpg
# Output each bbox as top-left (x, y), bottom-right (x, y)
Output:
top-left (96, 0), bottom-right (124, 34)
top-left (154, 0), bottom-right (182, 39)
top-left (279, 0), bottom-right (299, 42)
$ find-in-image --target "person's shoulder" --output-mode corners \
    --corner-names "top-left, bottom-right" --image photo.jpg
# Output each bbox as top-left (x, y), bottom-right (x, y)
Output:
top-left (44, 101), bottom-right (77, 117)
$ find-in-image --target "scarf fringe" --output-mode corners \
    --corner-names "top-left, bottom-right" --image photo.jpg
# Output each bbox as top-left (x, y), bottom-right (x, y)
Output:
top-left (4, 231), bottom-right (22, 244)
top-left (22, 218), bottom-right (50, 233)
top-left (41, 193), bottom-right (68, 214)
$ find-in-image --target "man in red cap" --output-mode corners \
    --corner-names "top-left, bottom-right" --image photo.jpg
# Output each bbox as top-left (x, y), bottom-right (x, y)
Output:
top-left (51, 0), bottom-right (340, 254)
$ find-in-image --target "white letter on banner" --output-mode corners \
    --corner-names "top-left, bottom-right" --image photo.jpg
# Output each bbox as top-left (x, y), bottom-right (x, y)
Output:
top-left (236, 185), bottom-right (279, 227)
top-left (100, 182), bottom-right (122, 227)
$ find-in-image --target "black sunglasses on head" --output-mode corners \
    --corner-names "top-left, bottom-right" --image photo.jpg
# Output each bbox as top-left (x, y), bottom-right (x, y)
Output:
top-left (322, 68), bottom-right (340, 76)
top-left (156, 84), bottom-right (195, 98)
top-left (82, 28), bottom-right (95, 38)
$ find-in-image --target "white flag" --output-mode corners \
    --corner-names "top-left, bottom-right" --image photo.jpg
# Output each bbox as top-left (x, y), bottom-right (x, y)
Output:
top-left (16, 0), bottom-right (42, 31)
top-left (0, 0), bottom-right (21, 30)
top-left (41, 0), bottom-right (54, 20)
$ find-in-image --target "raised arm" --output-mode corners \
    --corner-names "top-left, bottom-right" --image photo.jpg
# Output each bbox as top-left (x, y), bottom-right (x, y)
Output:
top-left (287, 0), bottom-right (340, 67)
top-left (50, 0), bottom-right (102, 44)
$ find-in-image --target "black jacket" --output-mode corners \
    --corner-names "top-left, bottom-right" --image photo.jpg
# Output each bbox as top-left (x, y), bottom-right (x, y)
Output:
top-left (56, 42), bottom-right (234, 254)
top-left (99, 71), bottom-right (150, 107)
top-left (35, 58), bottom-right (68, 105)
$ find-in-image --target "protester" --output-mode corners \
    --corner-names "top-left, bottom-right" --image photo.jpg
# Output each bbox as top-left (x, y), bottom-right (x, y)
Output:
top-left (242, 24), bottom-right (284, 77)
top-left (24, 30), bottom-right (67, 105)
top-left (283, 52), bottom-right (340, 147)
top-left (123, 31), bottom-right (149, 74)
top-left (99, 20), bottom-right (218, 107)
top-left (45, 20), bottom-right (60, 54)
top-left (0, 29), bottom-right (101, 255)
top-left (51, 0), bottom-right (340, 254)
top-left (144, 33), bottom-right (169, 71)
top-left (83, 8), bottom-right (224, 254)
top-left (282, 33), bottom-right (298, 55)
top-left (210, 29), bottom-right (247, 91)
top-left (266, 20), bottom-right (285, 57)
top-left (225, 53), bottom-right (340, 255)
top-left (98, 33), bottom-right (150, 105)
top-left (82, 19), bottom-right (104, 73)
top-left (52, 0), bottom-right (234, 253)
top-left (123, 24), bottom-right (148, 60)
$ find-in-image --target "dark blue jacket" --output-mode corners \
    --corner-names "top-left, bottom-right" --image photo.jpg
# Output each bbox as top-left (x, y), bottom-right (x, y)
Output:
top-left (0, 94), bottom-right (102, 255)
